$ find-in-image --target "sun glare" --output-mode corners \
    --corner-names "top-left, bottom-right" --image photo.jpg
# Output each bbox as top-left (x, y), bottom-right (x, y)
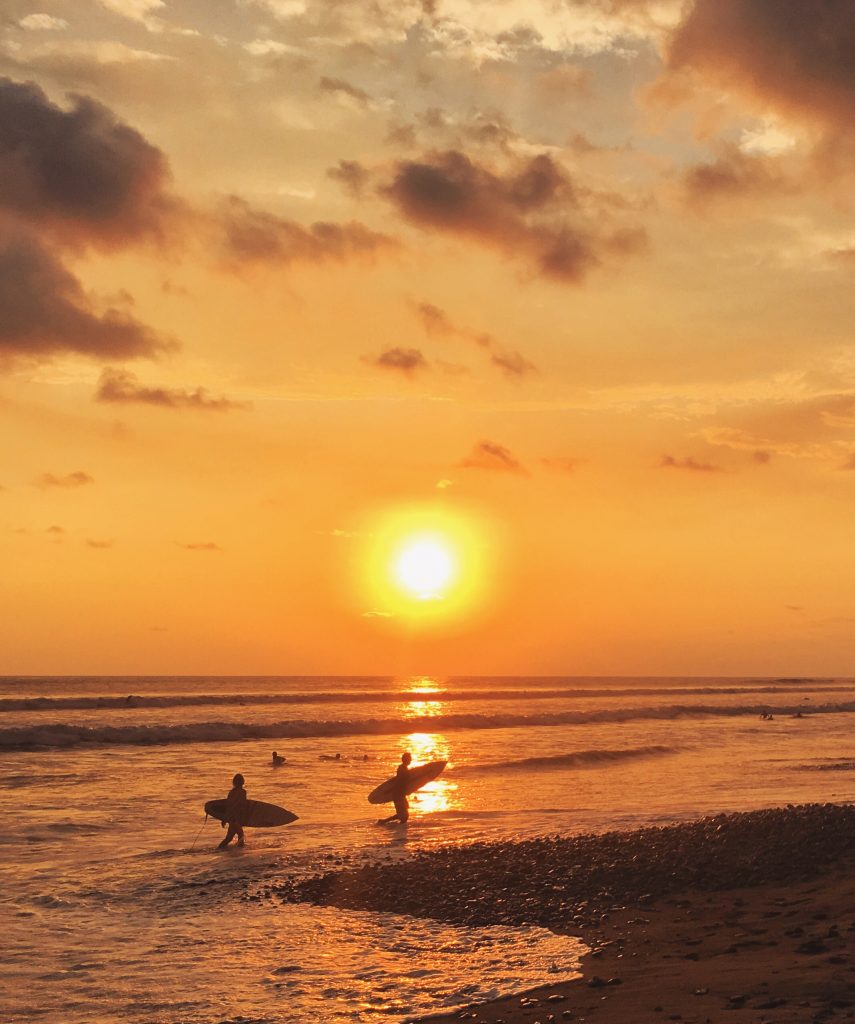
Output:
top-left (355, 503), bottom-right (495, 625)
top-left (393, 536), bottom-right (457, 600)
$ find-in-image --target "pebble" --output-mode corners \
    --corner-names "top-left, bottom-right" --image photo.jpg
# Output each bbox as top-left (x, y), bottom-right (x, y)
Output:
top-left (276, 805), bottom-right (855, 936)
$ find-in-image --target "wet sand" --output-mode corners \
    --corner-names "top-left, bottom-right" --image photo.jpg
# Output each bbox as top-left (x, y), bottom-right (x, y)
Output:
top-left (276, 804), bottom-right (855, 1023)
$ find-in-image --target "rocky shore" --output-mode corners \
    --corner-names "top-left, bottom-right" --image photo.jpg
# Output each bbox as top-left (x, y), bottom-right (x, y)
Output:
top-left (274, 803), bottom-right (855, 1023)
top-left (275, 804), bottom-right (855, 932)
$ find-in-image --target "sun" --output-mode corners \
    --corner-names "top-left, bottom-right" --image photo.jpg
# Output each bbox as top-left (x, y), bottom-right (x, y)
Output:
top-left (392, 535), bottom-right (458, 601)
top-left (355, 502), bottom-right (494, 625)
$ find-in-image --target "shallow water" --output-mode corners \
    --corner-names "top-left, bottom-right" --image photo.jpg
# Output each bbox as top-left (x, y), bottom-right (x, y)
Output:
top-left (2, 675), bottom-right (854, 1022)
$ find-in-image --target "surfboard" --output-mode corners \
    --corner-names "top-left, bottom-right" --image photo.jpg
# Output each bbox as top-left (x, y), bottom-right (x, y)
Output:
top-left (367, 760), bottom-right (447, 805)
top-left (204, 798), bottom-right (298, 828)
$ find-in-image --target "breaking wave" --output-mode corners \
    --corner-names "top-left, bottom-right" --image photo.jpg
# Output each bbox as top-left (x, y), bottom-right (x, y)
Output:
top-left (451, 745), bottom-right (677, 775)
top-left (2, 683), bottom-right (852, 713)
top-left (2, 702), bottom-right (855, 750)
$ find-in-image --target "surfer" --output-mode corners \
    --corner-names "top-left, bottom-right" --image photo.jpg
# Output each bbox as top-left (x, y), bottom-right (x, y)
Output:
top-left (378, 751), bottom-right (412, 825)
top-left (217, 773), bottom-right (247, 849)
top-left (271, 751), bottom-right (285, 766)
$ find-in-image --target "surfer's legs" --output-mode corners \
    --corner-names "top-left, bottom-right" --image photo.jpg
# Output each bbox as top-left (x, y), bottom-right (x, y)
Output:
top-left (393, 795), bottom-right (409, 823)
top-left (218, 823), bottom-right (243, 849)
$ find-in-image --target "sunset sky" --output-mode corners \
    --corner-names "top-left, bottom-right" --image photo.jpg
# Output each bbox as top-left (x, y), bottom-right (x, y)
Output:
top-left (3, 0), bottom-right (855, 676)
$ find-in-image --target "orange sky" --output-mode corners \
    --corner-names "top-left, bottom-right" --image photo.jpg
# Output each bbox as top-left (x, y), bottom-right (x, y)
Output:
top-left (3, 0), bottom-right (855, 676)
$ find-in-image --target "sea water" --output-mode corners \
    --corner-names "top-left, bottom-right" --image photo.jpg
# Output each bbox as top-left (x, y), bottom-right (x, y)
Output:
top-left (2, 675), bottom-right (854, 1023)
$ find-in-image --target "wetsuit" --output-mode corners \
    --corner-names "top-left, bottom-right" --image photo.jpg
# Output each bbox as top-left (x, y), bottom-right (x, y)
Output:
top-left (393, 762), bottom-right (409, 823)
top-left (218, 784), bottom-right (247, 848)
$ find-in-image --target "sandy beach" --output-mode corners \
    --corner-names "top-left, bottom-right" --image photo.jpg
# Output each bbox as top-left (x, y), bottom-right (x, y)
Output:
top-left (277, 804), bottom-right (855, 1023)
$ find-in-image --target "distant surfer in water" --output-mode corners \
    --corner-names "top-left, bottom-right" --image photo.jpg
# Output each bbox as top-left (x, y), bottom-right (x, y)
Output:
top-left (271, 751), bottom-right (285, 766)
top-left (217, 773), bottom-right (247, 849)
top-left (378, 751), bottom-right (412, 825)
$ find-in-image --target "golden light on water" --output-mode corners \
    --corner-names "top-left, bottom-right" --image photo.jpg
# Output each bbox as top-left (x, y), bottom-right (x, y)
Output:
top-left (399, 730), bottom-right (459, 816)
top-left (400, 676), bottom-right (446, 717)
top-left (357, 504), bottom-right (493, 626)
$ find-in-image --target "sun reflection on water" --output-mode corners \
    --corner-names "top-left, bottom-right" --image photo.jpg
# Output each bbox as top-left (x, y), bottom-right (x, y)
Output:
top-left (397, 729), bottom-right (459, 816)
top-left (399, 676), bottom-right (446, 718)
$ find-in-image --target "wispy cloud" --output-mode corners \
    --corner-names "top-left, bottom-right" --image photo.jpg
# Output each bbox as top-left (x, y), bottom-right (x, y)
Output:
top-left (36, 471), bottom-right (94, 489)
top-left (413, 300), bottom-right (536, 378)
top-left (659, 455), bottom-right (723, 473)
top-left (459, 440), bottom-right (527, 475)
top-left (95, 368), bottom-right (249, 411)
top-left (363, 347), bottom-right (428, 376)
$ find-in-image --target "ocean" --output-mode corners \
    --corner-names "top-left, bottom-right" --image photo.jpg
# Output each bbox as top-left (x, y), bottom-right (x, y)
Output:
top-left (3, 675), bottom-right (854, 1023)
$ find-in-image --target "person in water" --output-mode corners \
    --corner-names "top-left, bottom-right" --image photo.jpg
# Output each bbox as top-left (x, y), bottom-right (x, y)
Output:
top-left (379, 751), bottom-right (412, 825)
top-left (271, 751), bottom-right (285, 766)
top-left (218, 773), bottom-right (247, 849)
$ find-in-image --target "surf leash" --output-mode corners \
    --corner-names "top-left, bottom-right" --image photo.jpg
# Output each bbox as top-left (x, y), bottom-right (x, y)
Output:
top-left (190, 814), bottom-right (209, 851)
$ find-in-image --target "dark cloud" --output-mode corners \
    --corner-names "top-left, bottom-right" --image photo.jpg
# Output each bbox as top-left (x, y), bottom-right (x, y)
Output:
top-left (35, 471), bottom-right (94, 488)
top-left (0, 231), bottom-right (168, 361)
top-left (414, 301), bottom-right (455, 336)
top-left (0, 77), bottom-right (170, 245)
top-left (86, 538), bottom-right (114, 549)
top-left (412, 299), bottom-right (536, 377)
top-left (753, 450), bottom-right (772, 464)
top-left (95, 368), bottom-right (249, 411)
top-left (667, 0), bottom-right (855, 133)
top-left (659, 455), bottom-right (723, 473)
top-left (490, 349), bottom-right (537, 378)
top-left (179, 541), bottom-right (221, 551)
top-left (683, 146), bottom-right (791, 204)
top-left (327, 159), bottom-right (370, 198)
top-left (0, 79), bottom-right (176, 364)
top-left (381, 149), bottom-right (644, 282)
top-left (363, 347), bottom-right (428, 376)
top-left (46, 524), bottom-right (64, 534)
top-left (459, 440), bottom-right (527, 475)
top-left (319, 76), bottom-right (371, 105)
top-left (218, 196), bottom-right (395, 267)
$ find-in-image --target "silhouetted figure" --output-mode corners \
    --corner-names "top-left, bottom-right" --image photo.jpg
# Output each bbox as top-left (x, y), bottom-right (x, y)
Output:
top-left (272, 751), bottom-right (285, 766)
top-left (379, 751), bottom-right (412, 825)
top-left (218, 773), bottom-right (247, 849)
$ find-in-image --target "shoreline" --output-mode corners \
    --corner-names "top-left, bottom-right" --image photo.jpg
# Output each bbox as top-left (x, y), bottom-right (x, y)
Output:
top-left (274, 803), bottom-right (855, 1023)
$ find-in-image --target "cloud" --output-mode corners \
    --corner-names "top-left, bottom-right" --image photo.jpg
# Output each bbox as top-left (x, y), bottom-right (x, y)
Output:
top-left (659, 455), bottom-right (723, 473)
top-left (683, 145), bottom-right (792, 204)
top-left (319, 76), bottom-right (370, 106)
top-left (217, 196), bottom-right (395, 268)
top-left (363, 347), bottom-right (428, 376)
top-left (86, 538), bottom-right (114, 549)
top-left (327, 159), bottom-right (370, 198)
top-left (459, 440), bottom-right (527, 474)
top-left (95, 368), bottom-right (249, 411)
top-left (381, 149), bottom-right (645, 282)
top-left (97, 0), bottom-right (165, 32)
top-left (19, 14), bottom-right (68, 30)
top-left (412, 300), bottom-right (536, 377)
top-left (666, 0), bottom-right (855, 136)
top-left (0, 231), bottom-right (168, 361)
top-left (36, 471), bottom-right (94, 488)
top-left (0, 77), bottom-right (171, 246)
top-left (179, 541), bottom-right (221, 551)
top-left (46, 524), bottom-right (64, 534)
top-left (489, 349), bottom-right (537, 377)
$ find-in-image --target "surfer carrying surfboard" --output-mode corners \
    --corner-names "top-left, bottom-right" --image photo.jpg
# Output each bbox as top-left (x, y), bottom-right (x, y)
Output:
top-left (217, 773), bottom-right (247, 849)
top-left (378, 752), bottom-right (412, 825)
